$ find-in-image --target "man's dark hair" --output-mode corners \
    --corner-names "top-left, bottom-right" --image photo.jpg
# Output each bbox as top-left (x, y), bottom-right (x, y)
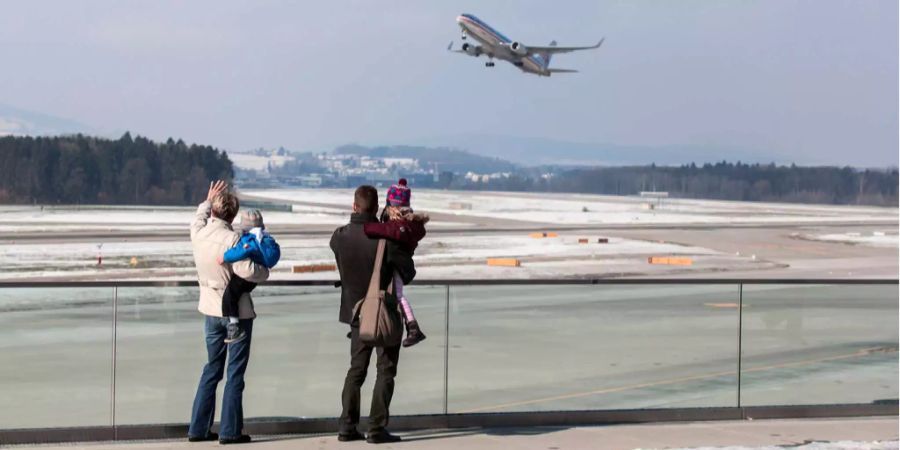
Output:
top-left (354, 185), bottom-right (378, 215)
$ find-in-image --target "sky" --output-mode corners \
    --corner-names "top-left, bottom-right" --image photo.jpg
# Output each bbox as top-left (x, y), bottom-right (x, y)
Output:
top-left (0, 0), bottom-right (897, 166)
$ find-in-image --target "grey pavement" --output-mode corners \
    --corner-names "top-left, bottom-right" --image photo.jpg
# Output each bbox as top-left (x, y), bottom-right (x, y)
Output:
top-left (11, 417), bottom-right (899, 450)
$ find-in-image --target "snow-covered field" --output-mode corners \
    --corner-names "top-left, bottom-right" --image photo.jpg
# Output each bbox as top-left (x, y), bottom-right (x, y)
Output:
top-left (0, 202), bottom-right (478, 232)
top-left (0, 204), bottom-right (348, 232)
top-left (244, 189), bottom-right (899, 226)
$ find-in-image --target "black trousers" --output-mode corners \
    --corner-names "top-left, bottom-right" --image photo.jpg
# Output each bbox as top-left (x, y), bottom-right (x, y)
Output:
top-left (339, 326), bottom-right (401, 434)
top-left (221, 275), bottom-right (257, 318)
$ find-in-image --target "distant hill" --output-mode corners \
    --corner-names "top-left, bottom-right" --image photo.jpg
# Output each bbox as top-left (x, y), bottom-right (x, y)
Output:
top-left (333, 144), bottom-right (517, 173)
top-left (415, 134), bottom-right (785, 167)
top-left (0, 103), bottom-right (95, 137)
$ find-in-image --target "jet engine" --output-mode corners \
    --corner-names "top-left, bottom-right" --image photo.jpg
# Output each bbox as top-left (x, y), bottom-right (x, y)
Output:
top-left (510, 41), bottom-right (528, 56)
top-left (461, 43), bottom-right (482, 56)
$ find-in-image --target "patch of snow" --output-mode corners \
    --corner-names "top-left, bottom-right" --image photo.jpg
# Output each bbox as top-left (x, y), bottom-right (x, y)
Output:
top-left (807, 232), bottom-right (898, 248)
top-left (0, 205), bottom-right (348, 229)
top-left (244, 189), bottom-right (899, 226)
top-left (228, 152), bottom-right (294, 171)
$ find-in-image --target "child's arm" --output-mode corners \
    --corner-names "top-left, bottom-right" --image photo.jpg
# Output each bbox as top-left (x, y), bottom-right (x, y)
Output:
top-left (218, 240), bottom-right (252, 265)
top-left (364, 221), bottom-right (404, 242)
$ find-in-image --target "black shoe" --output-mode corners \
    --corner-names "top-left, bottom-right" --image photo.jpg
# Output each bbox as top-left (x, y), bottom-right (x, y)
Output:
top-left (224, 323), bottom-right (246, 344)
top-left (366, 431), bottom-right (402, 444)
top-left (402, 321), bottom-right (426, 348)
top-left (188, 432), bottom-right (218, 442)
top-left (338, 430), bottom-right (365, 442)
top-left (219, 434), bottom-right (251, 445)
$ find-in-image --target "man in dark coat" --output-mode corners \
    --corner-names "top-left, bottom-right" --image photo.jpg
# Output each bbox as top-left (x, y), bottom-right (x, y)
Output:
top-left (330, 185), bottom-right (416, 444)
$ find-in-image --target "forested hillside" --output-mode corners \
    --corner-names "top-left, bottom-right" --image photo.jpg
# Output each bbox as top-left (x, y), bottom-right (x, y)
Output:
top-left (464, 162), bottom-right (899, 206)
top-left (0, 133), bottom-right (233, 205)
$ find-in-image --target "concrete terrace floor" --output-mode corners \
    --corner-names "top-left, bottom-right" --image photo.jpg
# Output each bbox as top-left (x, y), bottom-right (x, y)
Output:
top-left (14, 417), bottom-right (899, 450)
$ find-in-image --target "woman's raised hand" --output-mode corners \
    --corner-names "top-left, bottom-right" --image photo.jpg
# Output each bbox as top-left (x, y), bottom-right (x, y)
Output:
top-left (207, 180), bottom-right (228, 202)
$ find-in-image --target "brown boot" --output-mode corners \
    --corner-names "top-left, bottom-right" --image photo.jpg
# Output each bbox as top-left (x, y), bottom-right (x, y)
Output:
top-left (402, 320), bottom-right (426, 347)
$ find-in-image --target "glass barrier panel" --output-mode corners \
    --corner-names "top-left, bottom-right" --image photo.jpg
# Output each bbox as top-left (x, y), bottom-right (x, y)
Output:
top-left (114, 286), bottom-right (205, 425)
top-left (245, 284), bottom-right (447, 418)
top-left (0, 287), bottom-right (113, 428)
top-left (114, 284), bottom-right (447, 425)
top-left (448, 284), bottom-right (741, 413)
top-left (739, 284), bottom-right (899, 406)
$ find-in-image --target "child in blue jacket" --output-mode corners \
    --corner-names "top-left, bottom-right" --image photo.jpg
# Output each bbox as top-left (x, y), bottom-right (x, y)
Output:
top-left (216, 209), bottom-right (281, 343)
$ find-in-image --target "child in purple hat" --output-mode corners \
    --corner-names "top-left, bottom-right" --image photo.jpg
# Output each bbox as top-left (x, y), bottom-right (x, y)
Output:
top-left (386, 178), bottom-right (411, 207)
top-left (364, 178), bottom-right (429, 347)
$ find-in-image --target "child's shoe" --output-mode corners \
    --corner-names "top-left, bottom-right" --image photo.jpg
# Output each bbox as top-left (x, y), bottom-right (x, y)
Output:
top-left (224, 322), bottom-right (247, 344)
top-left (402, 320), bottom-right (426, 347)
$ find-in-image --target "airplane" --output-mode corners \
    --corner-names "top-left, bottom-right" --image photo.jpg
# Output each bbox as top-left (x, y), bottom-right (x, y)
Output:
top-left (449, 13), bottom-right (604, 77)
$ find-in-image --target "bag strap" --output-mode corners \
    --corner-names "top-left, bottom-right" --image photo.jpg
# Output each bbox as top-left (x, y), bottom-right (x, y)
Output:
top-left (365, 239), bottom-right (387, 298)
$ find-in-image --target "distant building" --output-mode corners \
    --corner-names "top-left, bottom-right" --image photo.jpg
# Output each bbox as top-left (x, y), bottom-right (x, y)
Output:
top-left (235, 149), bottom-right (439, 189)
top-left (296, 175), bottom-right (324, 187)
top-left (438, 171), bottom-right (454, 188)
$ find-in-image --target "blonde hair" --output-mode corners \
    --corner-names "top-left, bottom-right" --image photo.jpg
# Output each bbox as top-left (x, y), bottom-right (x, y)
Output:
top-left (385, 205), bottom-right (404, 220)
top-left (385, 206), bottom-right (429, 223)
top-left (211, 192), bottom-right (240, 223)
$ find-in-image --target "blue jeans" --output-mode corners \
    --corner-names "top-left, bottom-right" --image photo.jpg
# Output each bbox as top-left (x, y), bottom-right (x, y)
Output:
top-left (188, 316), bottom-right (253, 440)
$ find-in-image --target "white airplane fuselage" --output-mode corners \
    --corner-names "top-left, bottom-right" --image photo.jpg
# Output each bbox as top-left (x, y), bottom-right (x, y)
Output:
top-left (456, 14), bottom-right (551, 76)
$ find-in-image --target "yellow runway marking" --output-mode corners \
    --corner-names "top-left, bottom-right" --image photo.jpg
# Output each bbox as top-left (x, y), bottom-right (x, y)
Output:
top-left (458, 346), bottom-right (894, 413)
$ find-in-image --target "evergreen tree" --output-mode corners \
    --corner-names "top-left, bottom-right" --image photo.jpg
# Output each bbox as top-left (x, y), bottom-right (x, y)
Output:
top-left (0, 133), bottom-right (234, 205)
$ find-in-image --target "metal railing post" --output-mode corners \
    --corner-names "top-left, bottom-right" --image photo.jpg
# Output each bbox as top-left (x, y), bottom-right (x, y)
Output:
top-left (443, 284), bottom-right (450, 415)
top-left (111, 285), bottom-right (118, 439)
top-left (737, 283), bottom-right (743, 411)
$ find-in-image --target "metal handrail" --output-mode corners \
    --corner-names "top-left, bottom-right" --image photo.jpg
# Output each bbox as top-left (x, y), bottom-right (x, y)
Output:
top-left (0, 278), bottom-right (896, 288)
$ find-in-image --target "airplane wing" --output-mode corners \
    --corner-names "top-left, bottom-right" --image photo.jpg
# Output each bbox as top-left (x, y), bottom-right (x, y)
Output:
top-left (548, 68), bottom-right (579, 74)
top-left (528, 38), bottom-right (604, 55)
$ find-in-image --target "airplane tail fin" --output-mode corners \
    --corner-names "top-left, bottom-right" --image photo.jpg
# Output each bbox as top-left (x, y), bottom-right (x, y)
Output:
top-left (539, 40), bottom-right (557, 69)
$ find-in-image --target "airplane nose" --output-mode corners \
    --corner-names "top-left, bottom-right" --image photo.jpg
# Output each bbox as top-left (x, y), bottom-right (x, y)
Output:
top-left (456, 15), bottom-right (465, 23)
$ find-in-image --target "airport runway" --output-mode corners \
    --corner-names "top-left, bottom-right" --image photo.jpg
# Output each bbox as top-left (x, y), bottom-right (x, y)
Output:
top-left (610, 225), bottom-right (899, 279)
top-left (1, 283), bottom-right (895, 429)
top-left (4, 218), bottom-right (899, 242)
top-left (4, 222), bottom-right (895, 281)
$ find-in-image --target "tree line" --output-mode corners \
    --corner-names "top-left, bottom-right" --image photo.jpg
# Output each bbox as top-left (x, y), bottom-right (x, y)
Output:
top-left (0, 133), bottom-right (233, 205)
top-left (455, 162), bottom-right (899, 206)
